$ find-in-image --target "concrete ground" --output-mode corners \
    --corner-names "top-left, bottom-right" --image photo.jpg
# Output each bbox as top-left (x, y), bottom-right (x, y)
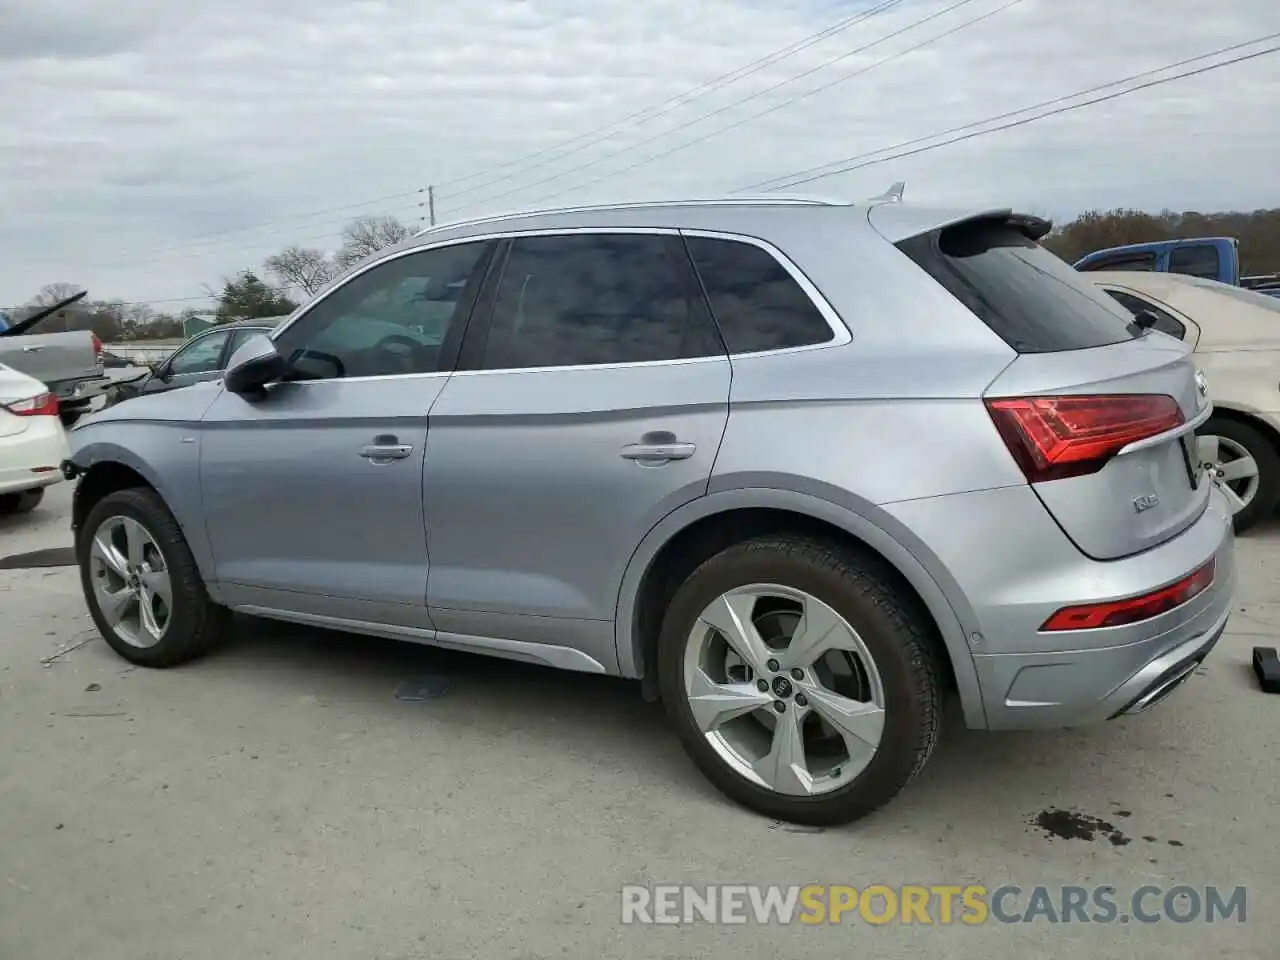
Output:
top-left (1, 480), bottom-right (1277, 959)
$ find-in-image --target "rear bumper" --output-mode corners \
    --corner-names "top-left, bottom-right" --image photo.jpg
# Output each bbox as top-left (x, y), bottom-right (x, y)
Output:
top-left (883, 480), bottom-right (1236, 731)
top-left (52, 376), bottom-right (108, 407)
top-left (972, 488), bottom-right (1236, 730)
top-left (0, 416), bottom-right (70, 494)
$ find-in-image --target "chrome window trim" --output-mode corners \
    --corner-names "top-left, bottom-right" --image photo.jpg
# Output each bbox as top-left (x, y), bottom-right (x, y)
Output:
top-left (268, 224), bottom-right (851, 385)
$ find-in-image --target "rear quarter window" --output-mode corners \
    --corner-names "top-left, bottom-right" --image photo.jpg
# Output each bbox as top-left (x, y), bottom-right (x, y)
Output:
top-left (896, 219), bottom-right (1141, 354)
top-left (683, 235), bottom-right (834, 354)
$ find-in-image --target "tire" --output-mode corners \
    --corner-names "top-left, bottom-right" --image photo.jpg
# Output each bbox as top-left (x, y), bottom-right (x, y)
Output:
top-left (0, 488), bottom-right (44, 515)
top-left (1198, 416), bottom-right (1280, 534)
top-left (657, 535), bottom-right (945, 826)
top-left (76, 487), bottom-right (227, 667)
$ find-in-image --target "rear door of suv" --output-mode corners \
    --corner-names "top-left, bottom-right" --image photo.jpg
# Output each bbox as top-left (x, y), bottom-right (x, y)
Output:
top-left (421, 229), bottom-right (731, 670)
top-left (892, 213), bottom-right (1212, 560)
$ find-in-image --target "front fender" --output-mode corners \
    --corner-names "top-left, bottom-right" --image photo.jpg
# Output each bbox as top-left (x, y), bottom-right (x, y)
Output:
top-left (67, 422), bottom-right (218, 592)
top-left (612, 484), bottom-right (988, 729)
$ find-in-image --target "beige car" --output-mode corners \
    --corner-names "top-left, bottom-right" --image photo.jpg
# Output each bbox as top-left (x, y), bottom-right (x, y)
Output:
top-left (1083, 271), bottom-right (1280, 532)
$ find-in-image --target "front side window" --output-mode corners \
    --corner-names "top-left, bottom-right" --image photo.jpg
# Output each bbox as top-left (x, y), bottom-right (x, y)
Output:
top-left (478, 233), bottom-right (722, 371)
top-left (168, 330), bottom-right (230, 376)
top-left (275, 241), bottom-right (492, 380)
top-left (1103, 289), bottom-right (1187, 339)
top-left (684, 236), bottom-right (834, 354)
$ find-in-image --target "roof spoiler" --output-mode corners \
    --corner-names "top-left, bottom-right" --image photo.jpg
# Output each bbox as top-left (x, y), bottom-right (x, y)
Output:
top-left (1006, 212), bottom-right (1053, 241)
top-left (0, 289), bottom-right (88, 337)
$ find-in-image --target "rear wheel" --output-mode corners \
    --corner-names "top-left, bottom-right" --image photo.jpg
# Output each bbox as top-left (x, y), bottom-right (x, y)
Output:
top-left (0, 488), bottom-right (44, 515)
top-left (77, 487), bottom-right (228, 666)
top-left (657, 535), bottom-right (944, 826)
top-left (1198, 417), bottom-right (1280, 533)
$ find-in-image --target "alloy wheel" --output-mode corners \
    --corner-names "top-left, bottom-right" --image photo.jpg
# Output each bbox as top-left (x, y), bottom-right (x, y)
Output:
top-left (87, 515), bottom-right (173, 648)
top-left (1199, 434), bottom-right (1260, 514)
top-left (682, 583), bottom-right (886, 797)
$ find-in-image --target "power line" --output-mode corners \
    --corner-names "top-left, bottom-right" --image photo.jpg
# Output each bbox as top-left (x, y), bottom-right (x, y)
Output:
top-left (743, 31), bottom-right (1280, 191)
top-left (81, 1), bottom-right (910, 268)
top-left (436, 0), bottom-right (910, 203)
top-left (750, 36), bottom-right (1280, 191)
top-left (514, 0), bottom-right (1023, 211)
top-left (448, 0), bottom-right (992, 216)
top-left (2, 293), bottom-right (214, 312)
top-left (52, 0), bottom-right (1016, 282)
top-left (105, 188), bottom-right (428, 262)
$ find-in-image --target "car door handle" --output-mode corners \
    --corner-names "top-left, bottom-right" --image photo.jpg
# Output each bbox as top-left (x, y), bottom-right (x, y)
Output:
top-left (359, 441), bottom-right (414, 462)
top-left (620, 441), bottom-right (696, 463)
top-left (22, 345), bottom-right (43, 352)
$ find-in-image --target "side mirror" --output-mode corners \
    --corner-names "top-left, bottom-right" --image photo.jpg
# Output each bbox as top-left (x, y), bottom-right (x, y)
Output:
top-left (224, 334), bottom-right (287, 396)
top-left (154, 361), bottom-right (172, 381)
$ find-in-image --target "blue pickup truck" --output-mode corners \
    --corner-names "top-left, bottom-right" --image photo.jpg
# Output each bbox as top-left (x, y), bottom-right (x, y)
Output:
top-left (1074, 237), bottom-right (1280, 296)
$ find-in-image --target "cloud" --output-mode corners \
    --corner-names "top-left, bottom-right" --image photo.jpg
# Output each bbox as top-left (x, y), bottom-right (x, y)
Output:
top-left (0, 0), bottom-right (1275, 307)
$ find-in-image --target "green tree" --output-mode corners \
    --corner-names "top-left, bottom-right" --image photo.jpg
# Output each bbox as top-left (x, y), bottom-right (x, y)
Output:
top-left (214, 270), bottom-right (297, 323)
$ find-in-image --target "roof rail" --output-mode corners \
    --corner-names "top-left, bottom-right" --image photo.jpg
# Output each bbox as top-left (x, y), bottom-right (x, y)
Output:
top-left (410, 195), bottom-right (852, 238)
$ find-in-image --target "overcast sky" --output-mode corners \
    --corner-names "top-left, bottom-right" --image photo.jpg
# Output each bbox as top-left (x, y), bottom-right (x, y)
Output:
top-left (0, 0), bottom-right (1275, 310)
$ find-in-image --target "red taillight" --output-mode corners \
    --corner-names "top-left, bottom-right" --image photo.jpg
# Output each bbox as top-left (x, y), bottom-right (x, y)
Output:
top-left (2, 392), bottom-right (59, 417)
top-left (91, 334), bottom-right (103, 358)
top-left (985, 394), bottom-right (1184, 483)
top-left (1041, 559), bottom-right (1215, 631)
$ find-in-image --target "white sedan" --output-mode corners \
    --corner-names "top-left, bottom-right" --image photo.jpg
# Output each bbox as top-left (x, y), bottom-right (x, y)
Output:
top-left (1083, 270), bottom-right (1280, 532)
top-left (0, 361), bottom-right (69, 515)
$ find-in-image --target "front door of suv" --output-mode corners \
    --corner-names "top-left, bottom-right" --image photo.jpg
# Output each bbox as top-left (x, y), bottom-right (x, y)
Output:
top-left (422, 230), bottom-right (731, 672)
top-left (198, 239), bottom-right (497, 629)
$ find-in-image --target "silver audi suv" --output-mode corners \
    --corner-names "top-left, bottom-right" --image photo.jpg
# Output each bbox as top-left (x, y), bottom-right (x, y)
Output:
top-left (64, 195), bottom-right (1236, 825)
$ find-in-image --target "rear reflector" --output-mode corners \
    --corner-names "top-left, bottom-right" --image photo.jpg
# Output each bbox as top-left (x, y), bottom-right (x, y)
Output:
top-left (2, 392), bottom-right (59, 417)
top-left (1041, 558), bottom-right (1215, 631)
top-left (986, 394), bottom-right (1184, 483)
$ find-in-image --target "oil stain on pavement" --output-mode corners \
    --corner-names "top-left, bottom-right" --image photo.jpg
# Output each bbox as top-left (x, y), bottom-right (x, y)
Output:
top-left (1032, 808), bottom-right (1133, 846)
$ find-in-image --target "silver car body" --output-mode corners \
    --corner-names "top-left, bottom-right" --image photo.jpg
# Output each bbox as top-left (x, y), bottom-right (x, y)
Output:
top-left (67, 197), bottom-right (1236, 730)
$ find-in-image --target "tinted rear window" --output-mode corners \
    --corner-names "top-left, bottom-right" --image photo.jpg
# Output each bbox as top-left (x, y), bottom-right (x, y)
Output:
top-left (896, 219), bottom-right (1140, 353)
top-left (684, 236), bottom-right (834, 354)
top-left (1168, 244), bottom-right (1220, 280)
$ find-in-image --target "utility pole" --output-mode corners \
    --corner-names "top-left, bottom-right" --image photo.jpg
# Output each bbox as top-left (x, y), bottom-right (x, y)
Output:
top-left (428, 185), bottom-right (436, 226)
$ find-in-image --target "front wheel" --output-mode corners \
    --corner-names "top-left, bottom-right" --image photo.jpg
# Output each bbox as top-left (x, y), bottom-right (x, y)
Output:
top-left (1198, 417), bottom-right (1280, 533)
top-left (657, 536), bottom-right (945, 826)
top-left (77, 487), bottom-right (228, 667)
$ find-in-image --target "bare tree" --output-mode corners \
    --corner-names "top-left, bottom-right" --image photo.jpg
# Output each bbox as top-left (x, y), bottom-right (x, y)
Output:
top-left (31, 281), bottom-right (83, 306)
top-left (335, 216), bottom-right (410, 268)
top-left (264, 246), bottom-right (336, 297)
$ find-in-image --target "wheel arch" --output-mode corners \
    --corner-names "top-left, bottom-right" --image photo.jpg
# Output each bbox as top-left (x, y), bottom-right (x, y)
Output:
top-left (614, 487), bottom-right (988, 729)
top-left (69, 439), bottom-right (221, 600)
top-left (1204, 401), bottom-right (1280, 454)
